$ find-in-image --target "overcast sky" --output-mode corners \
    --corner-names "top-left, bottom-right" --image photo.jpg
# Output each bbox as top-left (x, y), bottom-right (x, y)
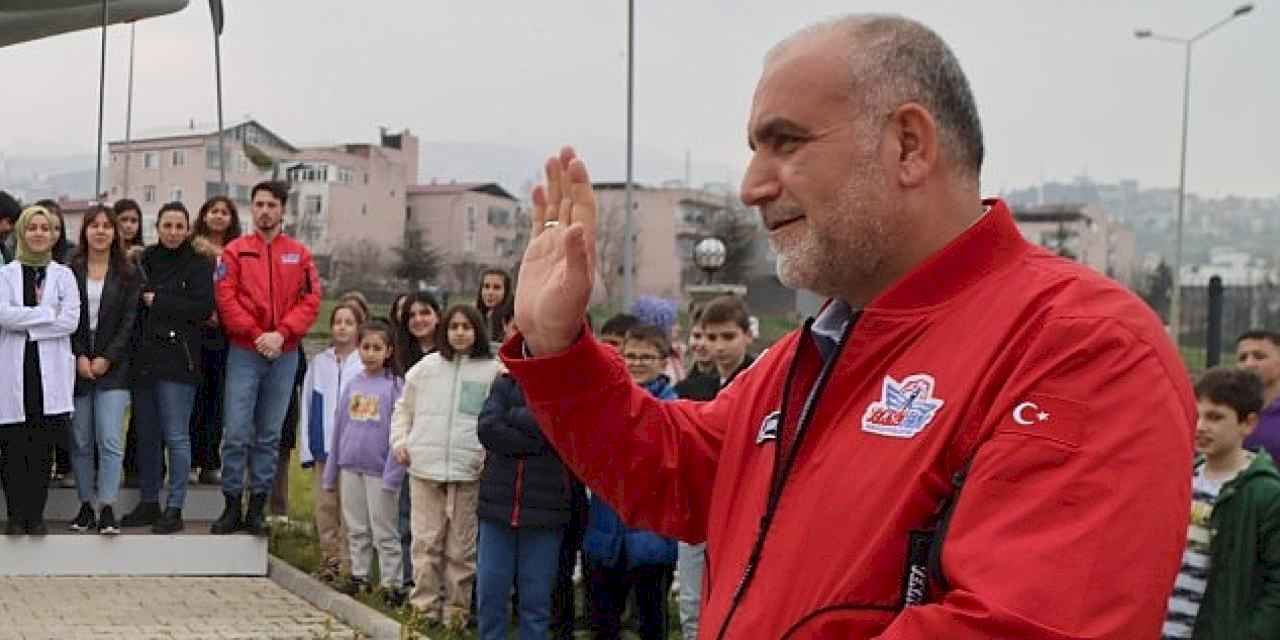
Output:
top-left (1, 0), bottom-right (1276, 198)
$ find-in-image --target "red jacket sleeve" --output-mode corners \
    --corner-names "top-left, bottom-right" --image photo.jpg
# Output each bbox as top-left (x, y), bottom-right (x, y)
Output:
top-left (214, 242), bottom-right (261, 342)
top-left (874, 317), bottom-right (1195, 639)
top-left (277, 246), bottom-right (321, 344)
top-left (500, 329), bottom-right (739, 542)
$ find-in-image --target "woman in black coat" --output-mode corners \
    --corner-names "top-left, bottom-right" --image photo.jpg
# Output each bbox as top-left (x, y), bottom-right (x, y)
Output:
top-left (475, 365), bottom-right (576, 639)
top-left (68, 205), bottom-right (141, 535)
top-left (118, 202), bottom-right (213, 534)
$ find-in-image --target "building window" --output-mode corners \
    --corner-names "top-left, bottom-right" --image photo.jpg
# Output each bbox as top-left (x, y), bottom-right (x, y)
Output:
top-left (143, 185), bottom-right (156, 203)
top-left (206, 148), bottom-right (222, 169)
top-left (234, 185), bottom-right (250, 203)
top-left (172, 150), bottom-right (185, 167)
top-left (143, 152), bottom-right (157, 169)
top-left (238, 155), bottom-right (250, 174)
top-left (363, 173), bottom-right (369, 185)
top-left (405, 206), bottom-right (412, 222)
top-left (305, 195), bottom-right (323, 215)
top-left (362, 204), bottom-right (367, 216)
top-left (465, 205), bottom-right (477, 252)
top-left (494, 237), bottom-right (509, 257)
top-left (170, 187), bottom-right (183, 203)
top-left (111, 154), bottom-right (119, 165)
top-left (487, 207), bottom-right (511, 226)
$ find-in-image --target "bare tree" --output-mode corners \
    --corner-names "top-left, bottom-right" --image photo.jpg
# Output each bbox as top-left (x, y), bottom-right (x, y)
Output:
top-left (331, 239), bottom-right (387, 296)
top-left (595, 198), bottom-right (631, 306)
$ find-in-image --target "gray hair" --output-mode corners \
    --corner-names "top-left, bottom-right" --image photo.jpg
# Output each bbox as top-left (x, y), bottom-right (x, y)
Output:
top-left (769, 15), bottom-right (985, 179)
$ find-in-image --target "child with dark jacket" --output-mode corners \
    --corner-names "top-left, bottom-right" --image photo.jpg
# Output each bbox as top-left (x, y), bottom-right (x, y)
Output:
top-left (475, 310), bottom-right (576, 640)
top-left (583, 324), bottom-right (679, 640)
top-left (1162, 366), bottom-right (1280, 639)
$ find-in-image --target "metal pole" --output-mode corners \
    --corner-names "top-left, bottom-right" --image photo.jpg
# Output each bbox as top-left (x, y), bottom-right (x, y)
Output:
top-left (122, 21), bottom-right (136, 197)
top-left (94, 0), bottom-right (108, 200)
top-left (1169, 42), bottom-right (1192, 346)
top-left (214, 25), bottom-right (226, 194)
top-left (622, 0), bottom-right (635, 309)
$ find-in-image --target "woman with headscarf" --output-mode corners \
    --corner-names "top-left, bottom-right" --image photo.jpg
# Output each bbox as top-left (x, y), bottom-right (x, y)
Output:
top-left (0, 206), bottom-right (80, 535)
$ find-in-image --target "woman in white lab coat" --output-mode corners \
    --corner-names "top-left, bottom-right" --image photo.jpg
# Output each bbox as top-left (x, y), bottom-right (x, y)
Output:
top-left (0, 205), bottom-right (80, 535)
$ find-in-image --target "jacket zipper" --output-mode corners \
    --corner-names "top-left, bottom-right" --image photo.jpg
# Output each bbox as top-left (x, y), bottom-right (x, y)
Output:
top-left (266, 240), bottom-right (276, 330)
top-left (511, 459), bottom-right (525, 527)
top-left (714, 316), bottom-right (857, 640)
top-left (445, 357), bottom-right (462, 482)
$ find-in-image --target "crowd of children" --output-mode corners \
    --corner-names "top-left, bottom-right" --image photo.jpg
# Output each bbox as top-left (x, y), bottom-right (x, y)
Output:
top-left (7, 189), bottom-right (1278, 639)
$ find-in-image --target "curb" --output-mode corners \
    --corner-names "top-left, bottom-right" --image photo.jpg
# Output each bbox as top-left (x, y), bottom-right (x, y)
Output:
top-left (267, 555), bottom-right (402, 640)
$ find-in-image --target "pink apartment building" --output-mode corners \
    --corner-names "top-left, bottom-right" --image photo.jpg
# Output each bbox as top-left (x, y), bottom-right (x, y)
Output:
top-left (106, 120), bottom-right (295, 243)
top-left (279, 129), bottom-right (419, 278)
top-left (405, 181), bottom-right (521, 292)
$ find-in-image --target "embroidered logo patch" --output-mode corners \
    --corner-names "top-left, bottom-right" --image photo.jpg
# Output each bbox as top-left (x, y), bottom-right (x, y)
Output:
top-left (756, 411), bottom-right (781, 445)
top-left (861, 373), bottom-right (945, 439)
top-left (281, 253), bottom-right (301, 264)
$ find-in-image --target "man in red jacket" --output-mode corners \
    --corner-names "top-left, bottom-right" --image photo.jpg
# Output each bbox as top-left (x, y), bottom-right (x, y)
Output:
top-left (502, 14), bottom-right (1195, 640)
top-left (212, 180), bottom-right (321, 535)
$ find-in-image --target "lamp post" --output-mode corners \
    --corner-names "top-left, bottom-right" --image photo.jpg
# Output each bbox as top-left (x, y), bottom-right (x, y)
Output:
top-left (692, 236), bottom-right (727, 285)
top-left (1135, 3), bottom-right (1253, 346)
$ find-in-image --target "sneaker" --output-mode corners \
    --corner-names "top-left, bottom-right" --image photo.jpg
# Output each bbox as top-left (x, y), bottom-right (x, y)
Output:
top-left (198, 468), bottom-right (222, 484)
top-left (97, 506), bottom-right (119, 535)
top-left (69, 502), bottom-right (96, 532)
top-left (120, 501), bottom-right (162, 528)
top-left (381, 587), bottom-right (407, 608)
top-left (152, 507), bottom-right (183, 534)
top-left (336, 576), bottom-right (369, 596)
top-left (188, 469), bottom-right (201, 485)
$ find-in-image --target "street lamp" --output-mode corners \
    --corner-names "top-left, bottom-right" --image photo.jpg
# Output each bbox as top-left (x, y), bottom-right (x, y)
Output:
top-left (1135, 3), bottom-right (1253, 346)
top-left (692, 237), bottom-right (727, 285)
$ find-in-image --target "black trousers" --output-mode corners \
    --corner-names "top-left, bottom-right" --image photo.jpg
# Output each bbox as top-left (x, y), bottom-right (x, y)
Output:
top-left (586, 560), bottom-right (673, 640)
top-left (551, 493), bottom-right (589, 639)
top-left (190, 344), bottom-right (228, 470)
top-left (0, 420), bottom-right (64, 525)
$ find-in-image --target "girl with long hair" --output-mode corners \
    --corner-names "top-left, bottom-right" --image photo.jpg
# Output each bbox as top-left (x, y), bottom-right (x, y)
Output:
top-left (391, 305), bottom-right (501, 629)
top-left (188, 196), bottom-right (242, 484)
top-left (68, 205), bottom-right (141, 534)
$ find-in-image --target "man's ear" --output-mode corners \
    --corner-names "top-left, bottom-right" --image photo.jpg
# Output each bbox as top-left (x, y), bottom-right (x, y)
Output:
top-left (886, 103), bottom-right (939, 188)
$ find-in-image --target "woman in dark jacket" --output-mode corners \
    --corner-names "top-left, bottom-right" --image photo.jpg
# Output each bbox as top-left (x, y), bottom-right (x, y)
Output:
top-left (118, 202), bottom-right (214, 534)
top-left (475, 322), bottom-right (575, 640)
top-left (188, 196), bottom-right (240, 485)
top-left (68, 205), bottom-right (141, 535)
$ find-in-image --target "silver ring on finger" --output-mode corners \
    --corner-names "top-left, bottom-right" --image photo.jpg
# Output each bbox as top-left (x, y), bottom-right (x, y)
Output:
top-left (543, 220), bottom-right (560, 229)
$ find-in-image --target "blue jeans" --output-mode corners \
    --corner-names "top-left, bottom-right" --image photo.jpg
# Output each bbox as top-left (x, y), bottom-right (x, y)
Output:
top-left (134, 381), bottom-right (197, 510)
top-left (71, 389), bottom-right (130, 507)
top-left (221, 345), bottom-right (299, 497)
top-left (477, 520), bottom-right (564, 640)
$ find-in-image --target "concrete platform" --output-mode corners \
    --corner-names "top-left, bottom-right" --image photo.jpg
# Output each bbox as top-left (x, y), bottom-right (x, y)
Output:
top-left (0, 520), bottom-right (268, 576)
top-left (0, 485), bottom-right (228, 521)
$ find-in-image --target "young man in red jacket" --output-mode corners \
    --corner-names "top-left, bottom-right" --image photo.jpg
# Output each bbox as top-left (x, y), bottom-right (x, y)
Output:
top-left (501, 14), bottom-right (1196, 640)
top-left (212, 180), bottom-right (321, 535)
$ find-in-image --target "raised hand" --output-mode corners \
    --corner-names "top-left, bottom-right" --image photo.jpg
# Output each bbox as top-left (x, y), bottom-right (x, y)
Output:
top-left (515, 147), bottom-right (597, 356)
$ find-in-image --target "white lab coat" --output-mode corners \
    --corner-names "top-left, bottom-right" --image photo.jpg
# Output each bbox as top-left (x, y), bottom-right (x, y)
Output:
top-left (0, 261), bottom-right (80, 424)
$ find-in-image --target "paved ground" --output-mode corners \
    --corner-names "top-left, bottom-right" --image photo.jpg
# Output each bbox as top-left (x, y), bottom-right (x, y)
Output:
top-left (0, 577), bottom-right (360, 639)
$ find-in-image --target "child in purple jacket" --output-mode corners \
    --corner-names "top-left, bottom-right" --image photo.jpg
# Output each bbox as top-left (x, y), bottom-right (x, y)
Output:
top-left (323, 321), bottom-right (407, 603)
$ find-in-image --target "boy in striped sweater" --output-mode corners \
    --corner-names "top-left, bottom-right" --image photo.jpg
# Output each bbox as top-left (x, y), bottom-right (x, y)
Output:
top-left (1162, 367), bottom-right (1280, 640)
